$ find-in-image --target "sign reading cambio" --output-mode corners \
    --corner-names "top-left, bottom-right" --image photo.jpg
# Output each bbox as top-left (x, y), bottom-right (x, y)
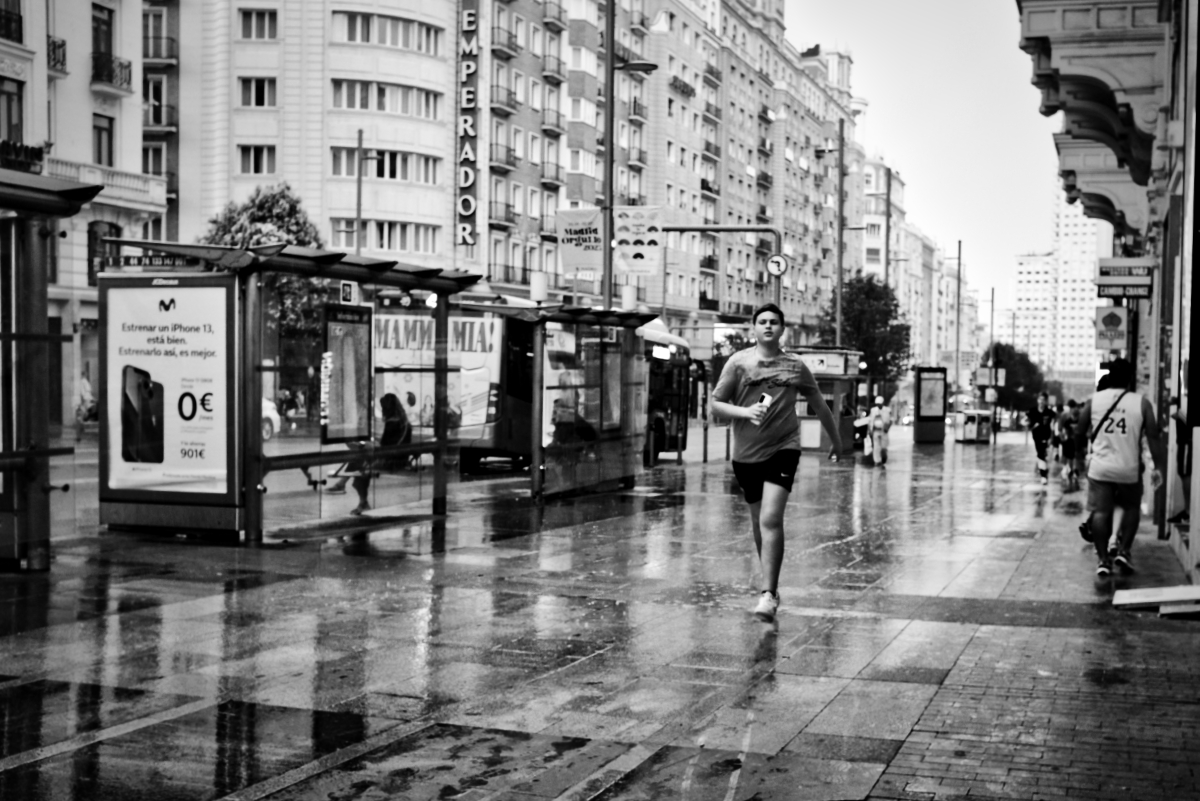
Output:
top-left (1095, 306), bottom-right (1129, 350)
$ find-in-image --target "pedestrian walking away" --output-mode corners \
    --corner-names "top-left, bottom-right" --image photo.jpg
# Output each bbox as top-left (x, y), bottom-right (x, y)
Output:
top-left (867, 395), bottom-right (891, 466)
top-left (1075, 358), bottom-right (1165, 578)
top-left (710, 303), bottom-right (843, 623)
top-left (1028, 392), bottom-right (1056, 485)
top-left (1058, 399), bottom-right (1081, 490)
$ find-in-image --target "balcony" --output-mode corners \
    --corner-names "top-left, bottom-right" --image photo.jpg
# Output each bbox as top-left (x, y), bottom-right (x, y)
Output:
top-left (700, 256), bottom-right (718, 272)
top-left (623, 194), bottom-right (647, 206)
top-left (490, 85), bottom-right (519, 115)
top-left (541, 162), bottom-right (565, 187)
top-left (488, 202), bottom-right (516, 228)
top-left (47, 36), bottom-right (67, 76)
top-left (629, 98), bottom-right (647, 121)
top-left (699, 292), bottom-right (720, 311)
top-left (755, 238), bottom-right (773, 254)
top-left (543, 1), bottom-right (567, 31)
top-left (143, 36), bottom-right (178, 64)
top-left (142, 104), bottom-right (178, 132)
top-left (669, 75), bottom-right (696, 98)
top-left (596, 81), bottom-right (606, 104)
top-left (542, 54), bottom-right (565, 84)
top-left (758, 104), bottom-right (775, 123)
top-left (757, 137), bottom-right (773, 154)
top-left (489, 143), bottom-right (519, 172)
top-left (540, 218), bottom-right (558, 240)
top-left (491, 26), bottom-right (520, 59)
top-left (703, 102), bottom-right (722, 121)
top-left (92, 52), bottom-right (134, 95)
top-left (704, 63), bottom-right (722, 84)
top-left (756, 204), bottom-right (772, 223)
top-left (541, 108), bottom-right (565, 135)
top-left (0, 8), bottom-right (21, 44)
top-left (44, 157), bottom-right (167, 210)
top-left (756, 170), bottom-right (773, 188)
top-left (628, 147), bottom-right (648, 167)
top-left (700, 178), bottom-right (719, 195)
top-left (702, 140), bottom-right (721, 159)
top-left (631, 11), bottom-right (649, 32)
top-left (757, 68), bottom-right (773, 87)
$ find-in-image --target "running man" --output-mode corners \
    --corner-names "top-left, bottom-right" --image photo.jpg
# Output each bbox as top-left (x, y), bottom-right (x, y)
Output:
top-left (1076, 358), bottom-right (1165, 576)
top-left (711, 303), bottom-right (843, 623)
top-left (1028, 392), bottom-right (1056, 485)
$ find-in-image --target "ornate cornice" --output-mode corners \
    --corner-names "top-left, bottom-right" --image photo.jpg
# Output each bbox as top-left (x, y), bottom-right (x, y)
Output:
top-left (1020, 0), bottom-right (1167, 186)
top-left (1055, 134), bottom-right (1149, 237)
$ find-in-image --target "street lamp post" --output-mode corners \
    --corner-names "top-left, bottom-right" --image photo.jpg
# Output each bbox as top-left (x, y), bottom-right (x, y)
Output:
top-left (601, 6), bottom-right (656, 311)
top-left (834, 117), bottom-right (845, 346)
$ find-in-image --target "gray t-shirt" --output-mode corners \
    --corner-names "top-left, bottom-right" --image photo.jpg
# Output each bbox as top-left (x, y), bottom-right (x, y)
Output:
top-left (712, 348), bottom-right (821, 463)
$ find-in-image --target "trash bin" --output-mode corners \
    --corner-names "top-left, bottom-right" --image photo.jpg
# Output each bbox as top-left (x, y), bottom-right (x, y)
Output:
top-left (956, 409), bottom-right (991, 443)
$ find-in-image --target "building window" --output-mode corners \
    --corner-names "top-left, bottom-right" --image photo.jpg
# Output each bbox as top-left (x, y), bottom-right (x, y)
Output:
top-left (331, 219), bottom-right (439, 254)
top-left (331, 80), bottom-right (440, 119)
top-left (331, 147), bottom-right (438, 184)
top-left (92, 114), bottom-right (113, 166)
top-left (142, 143), bottom-right (165, 175)
top-left (141, 216), bottom-right (164, 240)
top-left (0, 0), bottom-right (23, 44)
top-left (92, 4), bottom-right (113, 55)
top-left (0, 78), bottom-right (21, 142)
top-left (240, 77), bottom-right (277, 107)
top-left (143, 74), bottom-right (167, 125)
top-left (239, 9), bottom-right (277, 40)
top-left (238, 145), bottom-right (275, 174)
top-left (333, 12), bottom-right (441, 55)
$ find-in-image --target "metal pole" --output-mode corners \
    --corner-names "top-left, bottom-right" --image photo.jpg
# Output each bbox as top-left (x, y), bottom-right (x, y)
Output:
top-left (531, 321), bottom-right (544, 499)
top-left (990, 286), bottom-right (996, 444)
top-left (883, 166), bottom-right (892, 287)
top-left (432, 294), bottom-right (449, 515)
top-left (835, 117), bottom-right (845, 347)
top-left (242, 269), bottom-right (264, 541)
top-left (954, 239), bottom-right (961, 410)
top-left (601, 0), bottom-right (616, 310)
top-left (16, 219), bottom-right (51, 570)
top-left (355, 128), bottom-right (364, 257)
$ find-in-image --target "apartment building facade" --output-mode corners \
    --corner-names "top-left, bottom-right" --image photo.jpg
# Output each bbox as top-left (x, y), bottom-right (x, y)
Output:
top-left (0, 2), bottom-right (169, 426)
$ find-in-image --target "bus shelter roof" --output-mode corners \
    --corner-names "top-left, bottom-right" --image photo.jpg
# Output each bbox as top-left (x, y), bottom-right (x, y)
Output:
top-left (104, 239), bottom-right (482, 295)
top-left (457, 301), bottom-right (659, 329)
top-left (0, 167), bottom-right (103, 217)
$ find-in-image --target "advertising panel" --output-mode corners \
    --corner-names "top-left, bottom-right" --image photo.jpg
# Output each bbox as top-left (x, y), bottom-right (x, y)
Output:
top-left (918, 372), bottom-right (945, 418)
top-left (556, 209), bottom-right (604, 278)
top-left (613, 206), bottom-right (663, 277)
top-left (321, 304), bottom-right (373, 444)
top-left (374, 312), bottom-right (498, 432)
top-left (99, 274), bottom-right (236, 504)
top-left (1095, 306), bottom-right (1129, 350)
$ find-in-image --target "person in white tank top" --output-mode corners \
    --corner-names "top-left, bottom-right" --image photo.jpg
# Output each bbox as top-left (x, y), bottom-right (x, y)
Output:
top-left (1075, 358), bottom-right (1165, 577)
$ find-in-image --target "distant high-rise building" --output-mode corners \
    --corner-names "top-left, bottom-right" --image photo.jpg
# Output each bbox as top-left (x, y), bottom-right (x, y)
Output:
top-left (1014, 192), bottom-right (1114, 401)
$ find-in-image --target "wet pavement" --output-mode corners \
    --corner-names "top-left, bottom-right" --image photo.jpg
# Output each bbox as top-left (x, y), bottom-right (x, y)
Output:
top-left (4, 428), bottom-right (1199, 800)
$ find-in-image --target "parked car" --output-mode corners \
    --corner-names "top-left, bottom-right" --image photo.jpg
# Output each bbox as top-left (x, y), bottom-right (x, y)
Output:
top-left (262, 398), bottom-right (281, 441)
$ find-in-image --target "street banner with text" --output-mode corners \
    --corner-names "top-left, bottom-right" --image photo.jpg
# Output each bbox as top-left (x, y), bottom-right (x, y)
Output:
top-left (556, 209), bottom-right (603, 283)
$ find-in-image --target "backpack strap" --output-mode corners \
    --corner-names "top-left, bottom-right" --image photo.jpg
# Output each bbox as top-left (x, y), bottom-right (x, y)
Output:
top-left (1089, 391), bottom-right (1129, 444)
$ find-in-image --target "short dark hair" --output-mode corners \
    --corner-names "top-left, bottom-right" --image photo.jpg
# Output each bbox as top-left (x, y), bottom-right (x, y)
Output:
top-left (751, 303), bottom-right (785, 326)
top-left (1105, 357), bottom-right (1135, 389)
top-left (1067, 399), bottom-right (1078, 408)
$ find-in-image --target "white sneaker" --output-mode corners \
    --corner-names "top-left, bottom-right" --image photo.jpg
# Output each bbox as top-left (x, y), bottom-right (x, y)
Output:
top-left (753, 591), bottom-right (779, 622)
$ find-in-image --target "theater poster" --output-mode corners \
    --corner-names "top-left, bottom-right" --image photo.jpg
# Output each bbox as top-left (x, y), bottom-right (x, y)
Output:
top-left (321, 304), bottom-right (373, 444)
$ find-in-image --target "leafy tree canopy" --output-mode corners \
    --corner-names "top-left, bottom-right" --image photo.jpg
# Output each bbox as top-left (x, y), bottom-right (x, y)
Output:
top-left (817, 275), bottom-right (912, 384)
top-left (198, 183), bottom-right (329, 339)
top-left (711, 327), bottom-right (753, 381)
top-left (980, 342), bottom-right (1045, 411)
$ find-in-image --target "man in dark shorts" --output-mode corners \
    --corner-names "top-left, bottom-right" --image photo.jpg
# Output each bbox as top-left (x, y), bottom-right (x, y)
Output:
top-left (711, 304), bottom-right (843, 622)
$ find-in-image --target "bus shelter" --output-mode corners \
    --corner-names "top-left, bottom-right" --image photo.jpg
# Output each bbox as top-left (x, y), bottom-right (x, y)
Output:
top-left (790, 346), bottom-right (865, 456)
top-left (637, 319), bottom-right (691, 464)
top-left (0, 169), bottom-right (103, 572)
top-left (99, 239), bottom-right (481, 542)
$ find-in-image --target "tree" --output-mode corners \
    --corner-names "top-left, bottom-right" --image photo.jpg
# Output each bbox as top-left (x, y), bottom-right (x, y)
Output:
top-left (198, 183), bottom-right (328, 341)
top-left (980, 342), bottom-right (1045, 412)
top-left (817, 275), bottom-right (912, 389)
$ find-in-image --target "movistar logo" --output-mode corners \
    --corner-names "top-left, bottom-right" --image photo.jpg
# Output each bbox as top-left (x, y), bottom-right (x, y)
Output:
top-left (158, 298), bottom-right (176, 312)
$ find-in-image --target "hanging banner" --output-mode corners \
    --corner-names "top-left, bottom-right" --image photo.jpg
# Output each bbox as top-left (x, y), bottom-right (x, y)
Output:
top-left (556, 208), bottom-right (604, 276)
top-left (322, 304), bottom-right (373, 444)
top-left (613, 205), bottom-right (663, 276)
top-left (99, 274), bottom-right (237, 503)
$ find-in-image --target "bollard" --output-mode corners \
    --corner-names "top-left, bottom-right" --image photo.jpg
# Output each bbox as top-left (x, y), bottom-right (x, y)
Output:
top-left (702, 419), bottom-right (708, 463)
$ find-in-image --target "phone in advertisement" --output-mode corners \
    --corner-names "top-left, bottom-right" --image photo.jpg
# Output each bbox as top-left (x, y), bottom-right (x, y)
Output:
top-left (121, 365), bottom-right (164, 463)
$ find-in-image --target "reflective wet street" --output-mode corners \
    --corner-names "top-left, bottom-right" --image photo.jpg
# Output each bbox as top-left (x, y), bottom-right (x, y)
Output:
top-left (3, 429), bottom-right (1199, 801)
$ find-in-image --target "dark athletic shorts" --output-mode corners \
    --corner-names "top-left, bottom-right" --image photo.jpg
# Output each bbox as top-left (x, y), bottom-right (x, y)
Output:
top-left (732, 449), bottom-right (801, 505)
top-left (1087, 477), bottom-right (1142, 514)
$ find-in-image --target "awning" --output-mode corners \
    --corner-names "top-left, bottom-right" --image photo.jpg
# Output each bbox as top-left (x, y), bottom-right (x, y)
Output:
top-left (635, 317), bottom-right (690, 349)
top-left (0, 168), bottom-right (103, 217)
top-left (104, 239), bottom-right (483, 295)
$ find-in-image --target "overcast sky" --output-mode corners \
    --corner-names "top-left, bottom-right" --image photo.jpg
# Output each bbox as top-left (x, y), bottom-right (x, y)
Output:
top-left (784, 0), bottom-right (1063, 313)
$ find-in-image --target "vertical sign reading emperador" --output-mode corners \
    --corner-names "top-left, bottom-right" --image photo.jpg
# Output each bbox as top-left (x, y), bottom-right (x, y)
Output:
top-left (456, 0), bottom-right (480, 248)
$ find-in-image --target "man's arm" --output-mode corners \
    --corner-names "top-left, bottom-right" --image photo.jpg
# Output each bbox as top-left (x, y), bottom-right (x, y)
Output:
top-left (1074, 401), bottom-right (1092, 452)
top-left (1142, 397), bottom-right (1166, 473)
